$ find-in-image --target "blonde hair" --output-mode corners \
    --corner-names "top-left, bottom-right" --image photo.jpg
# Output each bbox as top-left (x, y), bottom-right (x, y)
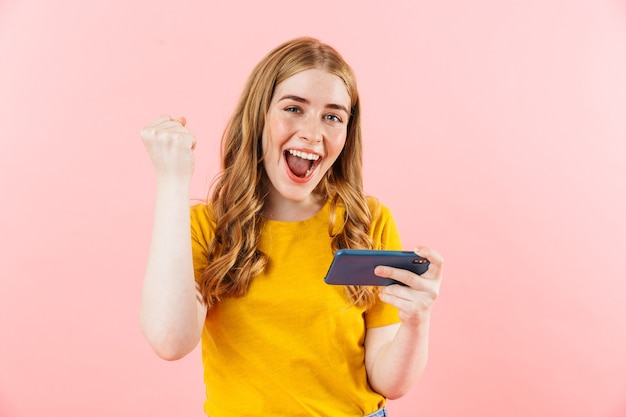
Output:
top-left (200, 37), bottom-right (378, 309)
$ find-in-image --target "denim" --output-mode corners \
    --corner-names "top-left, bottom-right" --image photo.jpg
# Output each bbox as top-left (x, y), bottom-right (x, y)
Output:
top-left (364, 407), bottom-right (388, 417)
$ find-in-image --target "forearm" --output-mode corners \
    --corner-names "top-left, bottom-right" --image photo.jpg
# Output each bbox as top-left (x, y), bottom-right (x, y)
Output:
top-left (140, 176), bottom-right (201, 360)
top-left (368, 316), bottom-right (431, 399)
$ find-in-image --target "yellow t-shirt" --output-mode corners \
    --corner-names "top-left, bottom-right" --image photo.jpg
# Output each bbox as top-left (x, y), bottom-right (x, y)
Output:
top-left (190, 198), bottom-right (402, 417)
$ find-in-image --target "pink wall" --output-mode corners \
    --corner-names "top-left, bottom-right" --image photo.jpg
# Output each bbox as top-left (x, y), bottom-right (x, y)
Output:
top-left (1, 0), bottom-right (625, 416)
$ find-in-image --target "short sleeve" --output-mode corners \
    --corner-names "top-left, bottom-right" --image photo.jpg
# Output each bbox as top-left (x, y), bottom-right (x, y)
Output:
top-left (364, 297), bottom-right (401, 328)
top-left (190, 203), bottom-right (215, 284)
top-left (364, 198), bottom-right (403, 328)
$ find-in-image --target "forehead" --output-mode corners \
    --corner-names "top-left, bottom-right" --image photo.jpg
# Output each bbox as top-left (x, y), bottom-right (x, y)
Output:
top-left (272, 68), bottom-right (351, 107)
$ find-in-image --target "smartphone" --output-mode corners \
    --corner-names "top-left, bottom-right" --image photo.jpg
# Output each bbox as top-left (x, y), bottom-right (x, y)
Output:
top-left (323, 249), bottom-right (430, 286)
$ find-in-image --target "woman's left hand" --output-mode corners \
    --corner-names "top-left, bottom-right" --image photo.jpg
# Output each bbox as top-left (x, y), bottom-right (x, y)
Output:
top-left (375, 247), bottom-right (443, 327)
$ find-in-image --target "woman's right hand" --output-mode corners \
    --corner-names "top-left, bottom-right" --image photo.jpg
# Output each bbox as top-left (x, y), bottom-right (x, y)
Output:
top-left (140, 115), bottom-right (197, 179)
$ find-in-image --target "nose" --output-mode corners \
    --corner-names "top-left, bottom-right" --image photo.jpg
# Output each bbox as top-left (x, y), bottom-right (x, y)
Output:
top-left (299, 115), bottom-right (323, 143)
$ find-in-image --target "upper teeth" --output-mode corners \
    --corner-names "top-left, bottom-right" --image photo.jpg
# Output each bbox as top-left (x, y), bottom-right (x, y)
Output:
top-left (288, 149), bottom-right (320, 161)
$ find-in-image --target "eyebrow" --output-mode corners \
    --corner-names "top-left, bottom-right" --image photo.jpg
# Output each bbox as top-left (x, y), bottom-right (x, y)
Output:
top-left (278, 95), bottom-right (349, 115)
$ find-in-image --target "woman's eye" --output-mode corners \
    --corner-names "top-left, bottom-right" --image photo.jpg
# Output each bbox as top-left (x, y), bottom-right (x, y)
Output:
top-left (325, 114), bottom-right (342, 123)
top-left (284, 106), bottom-right (301, 113)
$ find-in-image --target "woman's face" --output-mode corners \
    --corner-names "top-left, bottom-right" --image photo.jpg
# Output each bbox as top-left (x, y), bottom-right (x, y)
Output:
top-left (261, 68), bottom-right (351, 209)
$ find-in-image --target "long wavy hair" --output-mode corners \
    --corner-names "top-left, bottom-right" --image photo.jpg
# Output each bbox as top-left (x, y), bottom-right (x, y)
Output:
top-left (200, 37), bottom-right (378, 309)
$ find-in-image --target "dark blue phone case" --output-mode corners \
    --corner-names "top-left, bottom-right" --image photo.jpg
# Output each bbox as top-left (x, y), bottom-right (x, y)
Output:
top-left (324, 249), bottom-right (430, 286)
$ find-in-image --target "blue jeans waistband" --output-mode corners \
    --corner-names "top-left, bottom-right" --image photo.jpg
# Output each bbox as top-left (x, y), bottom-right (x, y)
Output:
top-left (364, 407), bottom-right (387, 417)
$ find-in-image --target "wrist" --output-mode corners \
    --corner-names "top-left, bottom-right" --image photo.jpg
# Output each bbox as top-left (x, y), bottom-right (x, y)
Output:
top-left (156, 172), bottom-right (192, 187)
top-left (399, 312), bottom-right (432, 334)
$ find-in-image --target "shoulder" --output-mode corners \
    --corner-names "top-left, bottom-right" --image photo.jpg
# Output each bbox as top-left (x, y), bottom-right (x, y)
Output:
top-left (365, 196), bottom-right (393, 221)
top-left (190, 202), bottom-right (212, 225)
top-left (365, 196), bottom-right (401, 250)
top-left (190, 202), bottom-right (216, 244)
top-left (190, 202), bottom-right (211, 220)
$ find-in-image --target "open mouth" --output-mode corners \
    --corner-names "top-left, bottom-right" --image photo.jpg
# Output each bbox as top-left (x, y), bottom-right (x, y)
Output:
top-left (284, 149), bottom-right (321, 179)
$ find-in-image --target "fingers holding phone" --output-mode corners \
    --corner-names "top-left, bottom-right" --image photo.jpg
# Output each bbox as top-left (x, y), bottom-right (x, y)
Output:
top-left (376, 247), bottom-right (443, 325)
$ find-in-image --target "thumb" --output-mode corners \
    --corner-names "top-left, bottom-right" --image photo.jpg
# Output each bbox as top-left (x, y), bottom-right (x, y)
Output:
top-left (172, 116), bottom-right (187, 127)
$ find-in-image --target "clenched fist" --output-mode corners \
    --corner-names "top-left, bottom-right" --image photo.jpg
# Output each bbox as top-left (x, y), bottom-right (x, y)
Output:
top-left (141, 115), bottom-right (197, 179)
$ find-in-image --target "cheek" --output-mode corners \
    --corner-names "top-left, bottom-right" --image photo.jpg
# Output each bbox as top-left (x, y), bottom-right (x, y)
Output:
top-left (262, 119), bottom-right (284, 154)
top-left (327, 133), bottom-right (347, 157)
top-left (261, 127), bottom-right (270, 157)
top-left (268, 114), bottom-right (295, 138)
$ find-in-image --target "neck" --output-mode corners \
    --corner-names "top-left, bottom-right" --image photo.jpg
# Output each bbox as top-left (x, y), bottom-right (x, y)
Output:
top-left (264, 192), bottom-right (325, 222)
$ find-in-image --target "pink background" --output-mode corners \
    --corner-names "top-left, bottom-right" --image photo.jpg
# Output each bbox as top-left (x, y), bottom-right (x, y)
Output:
top-left (1, 0), bottom-right (625, 416)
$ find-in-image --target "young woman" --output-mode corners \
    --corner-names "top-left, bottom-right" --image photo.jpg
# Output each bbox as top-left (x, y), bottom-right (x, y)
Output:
top-left (140, 37), bottom-right (443, 417)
